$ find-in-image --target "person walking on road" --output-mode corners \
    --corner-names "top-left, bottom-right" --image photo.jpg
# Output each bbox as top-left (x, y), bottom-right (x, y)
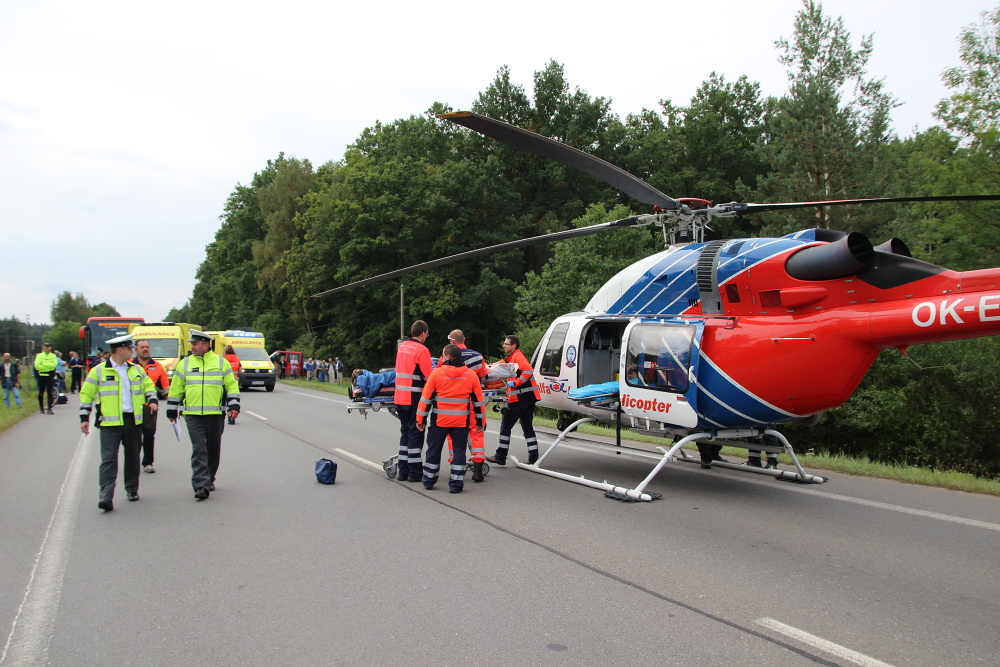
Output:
top-left (223, 344), bottom-right (241, 425)
top-left (79, 335), bottom-right (158, 511)
top-left (167, 330), bottom-right (240, 501)
top-left (133, 339), bottom-right (170, 473)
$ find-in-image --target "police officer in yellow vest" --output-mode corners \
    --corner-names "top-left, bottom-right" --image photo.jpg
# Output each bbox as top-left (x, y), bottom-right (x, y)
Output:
top-left (34, 341), bottom-right (58, 414)
top-left (79, 334), bottom-right (157, 511)
top-left (167, 330), bottom-right (240, 500)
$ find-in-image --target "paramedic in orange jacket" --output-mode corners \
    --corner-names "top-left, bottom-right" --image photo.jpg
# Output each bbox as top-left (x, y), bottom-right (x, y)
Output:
top-left (133, 339), bottom-right (170, 474)
top-left (223, 345), bottom-right (242, 425)
top-left (394, 320), bottom-right (433, 482)
top-left (446, 329), bottom-right (489, 482)
top-left (416, 344), bottom-right (486, 493)
top-left (487, 334), bottom-right (541, 466)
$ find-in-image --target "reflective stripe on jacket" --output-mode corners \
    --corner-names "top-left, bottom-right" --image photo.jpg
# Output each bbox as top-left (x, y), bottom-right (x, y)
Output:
top-left (393, 338), bottom-right (433, 406)
top-left (457, 344), bottom-right (488, 378)
top-left (415, 363), bottom-right (485, 429)
top-left (504, 348), bottom-right (540, 403)
top-left (166, 351), bottom-right (240, 418)
top-left (79, 360), bottom-right (157, 426)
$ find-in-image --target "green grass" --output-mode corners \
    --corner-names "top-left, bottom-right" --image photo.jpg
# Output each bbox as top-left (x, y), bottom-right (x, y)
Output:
top-left (0, 383), bottom-right (48, 432)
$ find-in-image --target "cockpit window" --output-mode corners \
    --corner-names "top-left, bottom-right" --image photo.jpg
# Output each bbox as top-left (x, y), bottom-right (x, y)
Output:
top-left (624, 324), bottom-right (694, 394)
top-left (540, 322), bottom-right (570, 376)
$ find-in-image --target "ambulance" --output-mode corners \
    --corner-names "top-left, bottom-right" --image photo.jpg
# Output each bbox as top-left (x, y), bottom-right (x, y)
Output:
top-left (205, 330), bottom-right (276, 391)
top-left (128, 322), bottom-right (203, 378)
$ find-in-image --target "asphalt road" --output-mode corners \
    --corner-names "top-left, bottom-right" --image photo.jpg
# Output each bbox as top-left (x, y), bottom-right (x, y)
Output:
top-left (1, 385), bottom-right (998, 666)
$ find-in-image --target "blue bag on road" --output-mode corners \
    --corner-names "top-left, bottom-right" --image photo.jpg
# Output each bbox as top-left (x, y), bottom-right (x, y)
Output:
top-left (315, 458), bottom-right (337, 484)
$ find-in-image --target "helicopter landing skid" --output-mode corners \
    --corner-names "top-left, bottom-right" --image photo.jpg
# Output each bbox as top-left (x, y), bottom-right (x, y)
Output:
top-left (512, 423), bottom-right (825, 501)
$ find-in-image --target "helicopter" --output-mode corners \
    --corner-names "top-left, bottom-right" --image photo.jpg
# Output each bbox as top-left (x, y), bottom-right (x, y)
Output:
top-left (315, 111), bottom-right (1000, 501)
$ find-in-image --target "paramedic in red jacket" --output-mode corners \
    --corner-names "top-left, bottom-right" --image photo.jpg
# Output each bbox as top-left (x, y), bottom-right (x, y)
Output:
top-left (416, 344), bottom-right (486, 493)
top-left (447, 329), bottom-right (489, 482)
top-left (487, 334), bottom-right (541, 466)
top-left (394, 320), bottom-right (433, 482)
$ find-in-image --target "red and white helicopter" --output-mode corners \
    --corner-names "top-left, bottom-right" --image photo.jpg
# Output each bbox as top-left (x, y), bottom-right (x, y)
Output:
top-left (317, 112), bottom-right (1000, 501)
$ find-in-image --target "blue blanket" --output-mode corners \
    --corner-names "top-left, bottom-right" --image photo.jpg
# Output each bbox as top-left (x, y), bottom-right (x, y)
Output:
top-left (567, 381), bottom-right (620, 401)
top-left (355, 369), bottom-right (397, 398)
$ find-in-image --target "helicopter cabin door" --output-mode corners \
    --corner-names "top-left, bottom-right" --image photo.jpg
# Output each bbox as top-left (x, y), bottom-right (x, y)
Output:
top-left (620, 319), bottom-right (703, 429)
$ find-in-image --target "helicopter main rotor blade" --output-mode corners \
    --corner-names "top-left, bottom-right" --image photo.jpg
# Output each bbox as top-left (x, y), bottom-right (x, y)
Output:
top-left (440, 111), bottom-right (679, 211)
top-left (728, 194), bottom-right (1000, 215)
top-left (311, 216), bottom-right (642, 297)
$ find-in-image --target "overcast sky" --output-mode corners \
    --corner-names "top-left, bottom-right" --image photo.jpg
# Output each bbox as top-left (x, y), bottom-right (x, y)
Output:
top-left (1, 0), bottom-right (994, 326)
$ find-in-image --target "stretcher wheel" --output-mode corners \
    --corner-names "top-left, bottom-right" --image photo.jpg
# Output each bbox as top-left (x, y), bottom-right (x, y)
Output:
top-left (481, 462), bottom-right (490, 476)
top-left (383, 457), bottom-right (398, 479)
top-left (492, 404), bottom-right (501, 412)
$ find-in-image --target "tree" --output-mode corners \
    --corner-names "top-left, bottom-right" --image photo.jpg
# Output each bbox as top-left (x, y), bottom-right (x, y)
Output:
top-left (756, 0), bottom-right (897, 233)
top-left (936, 5), bottom-right (1000, 146)
top-left (50, 292), bottom-right (91, 324)
top-left (45, 320), bottom-right (84, 356)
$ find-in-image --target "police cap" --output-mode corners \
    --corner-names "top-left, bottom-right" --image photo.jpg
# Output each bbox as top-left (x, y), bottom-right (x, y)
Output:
top-left (188, 330), bottom-right (213, 344)
top-left (106, 334), bottom-right (135, 350)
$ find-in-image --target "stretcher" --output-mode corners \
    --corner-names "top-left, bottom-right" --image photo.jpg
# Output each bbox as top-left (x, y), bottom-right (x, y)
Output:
top-left (347, 371), bottom-right (504, 478)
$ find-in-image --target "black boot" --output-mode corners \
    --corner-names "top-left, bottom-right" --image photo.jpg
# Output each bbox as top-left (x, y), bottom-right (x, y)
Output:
top-left (471, 462), bottom-right (484, 482)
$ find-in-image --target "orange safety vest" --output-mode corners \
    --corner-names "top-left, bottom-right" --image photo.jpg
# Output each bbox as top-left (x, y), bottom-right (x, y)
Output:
top-left (225, 353), bottom-right (241, 379)
top-left (393, 338), bottom-right (432, 406)
top-left (133, 357), bottom-right (170, 394)
top-left (504, 348), bottom-right (540, 403)
top-left (416, 362), bottom-right (485, 429)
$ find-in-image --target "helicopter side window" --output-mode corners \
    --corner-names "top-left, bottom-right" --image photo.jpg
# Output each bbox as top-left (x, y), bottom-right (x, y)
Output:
top-left (539, 322), bottom-right (570, 376)
top-left (625, 324), bottom-right (694, 394)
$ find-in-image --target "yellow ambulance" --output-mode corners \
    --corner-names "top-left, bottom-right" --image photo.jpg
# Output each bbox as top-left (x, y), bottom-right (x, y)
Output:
top-left (205, 330), bottom-right (276, 392)
top-left (128, 322), bottom-right (203, 378)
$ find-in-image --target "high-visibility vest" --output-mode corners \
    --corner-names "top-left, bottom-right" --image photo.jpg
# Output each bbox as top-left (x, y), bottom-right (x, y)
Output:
top-left (504, 348), bottom-right (540, 403)
top-left (167, 351), bottom-right (240, 417)
top-left (393, 338), bottom-right (432, 406)
top-left (79, 360), bottom-right (157, 426)
top-left (416, 363), bottom-right (485, 429)
top-left (34, 351), bottom-right (57, 376)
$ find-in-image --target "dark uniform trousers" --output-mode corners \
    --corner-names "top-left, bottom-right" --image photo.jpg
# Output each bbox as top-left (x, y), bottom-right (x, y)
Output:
top-left (395, 404), bottom-right (425, 480)
top-left (496, 395), bottom-right (538, 459)
top-left (140, 403), bottom-right (157, 467)
top-left (99, 412), bottom-right (142, 502)
top-left (424, 425), bottom-right (468, 491)
top-left (186, 414), bottom-right (224, 491)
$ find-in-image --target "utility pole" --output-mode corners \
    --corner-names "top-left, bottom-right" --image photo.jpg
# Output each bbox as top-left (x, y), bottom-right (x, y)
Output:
top-left (399, 283), bottom-right (404, 341)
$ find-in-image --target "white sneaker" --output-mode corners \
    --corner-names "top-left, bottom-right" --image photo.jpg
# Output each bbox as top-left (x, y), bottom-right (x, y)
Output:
top-left (144, 465), bottom-right (155, 473)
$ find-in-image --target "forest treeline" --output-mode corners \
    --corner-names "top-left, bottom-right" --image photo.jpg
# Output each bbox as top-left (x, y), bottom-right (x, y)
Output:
top-left (167, 2), bottom-right (1000, 477)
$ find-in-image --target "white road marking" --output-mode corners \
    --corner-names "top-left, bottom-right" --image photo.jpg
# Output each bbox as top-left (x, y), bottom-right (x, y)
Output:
top-left (757, 618), bottom-right (896, 667)
top-left (1, 431), bottom-right (90, 665)
top-left (332, 448), bottom-right (383, 471)
top-left (243, 410), bottom-right (268, 421)
top-left (283, 389), bottom-right (352, 406)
